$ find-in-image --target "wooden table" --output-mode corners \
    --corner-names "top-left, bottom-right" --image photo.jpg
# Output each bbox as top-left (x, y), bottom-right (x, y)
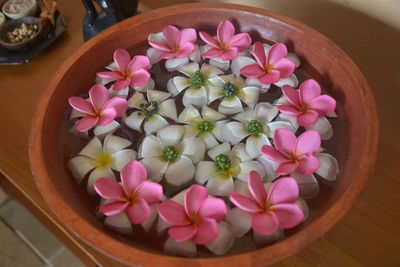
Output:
top-left (0, 0), bottom-right (399, 266)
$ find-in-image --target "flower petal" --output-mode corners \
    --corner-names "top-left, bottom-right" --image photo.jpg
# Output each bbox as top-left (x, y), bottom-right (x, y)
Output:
top-left (230, 192), bottom-right (260, 212)
top-left (291, 172), bottom-right (320, 199)
top-left (277, 105), bottom-right (302, 116)
top-left (221, 121), bottom-right (248, 144)
top-left (94, 120), bottom-right (120, 137)
top-left (316, 153), bottom-right (339, 181)
top-left (141, 157), bottom-right (168, 183)
top-left (274, 73), bottom-right (299, 88)
top-left (139, 135), bottom-right (162, 158)
top-left (202, 106), bottom-right (224, 121)
top-left (126, 198), bottom-right (151, 224)
top-left (218, 96), bottom-right (243, 115)
top-left (68, 97), bottom-right (95, 115)
top-left (225, 207), bottom-right (252, 237)
top-left (104, 134), bottom-right (132, 155)
top-left (75, 116), bottom-right (98, 132)
top-left (127, 92), bottom-right (145, 109)
top-left (201, 63), bottom-right (223, 79)
top-left (297, 110), bottom-right (319, 127)
top-left (259, 70), bottom-right (280, 85)
top-left (207, 79), bottom-right (224, 103)
top-left (273, 58), bottom-right (295, 78)
top-left (310, 95), bottom-right (337, 117)
top-left (113, 49), bottom-right (130, 71)
top-left (212, 120), bottom-right (228, 141)
top-left (198, 197), bottom-right (227, 221)
top-left (194, 218), bottom-right (219, 245)
top-left (120, 160), bottom-right (147, 194)
top-left (295, 130), bottom-right (321, 155)
top-left (261, 145), bottom-right (288, 163)
top-left (68, 156), bottom-right (95, 183)
top-left (230, 143), bottom-right (252, 162)
top-left (110, 149), bottom-right (137, 172)
top-left (144, 115), bottom-right (169, 135)
top-left (157, 125), bottom-right (184, 146)
top-left (217, 20), bottom-right (235, 44)
top-left (182, 86), bottom-right (208, 108)
top-left (274, 128), bottom-right (297, 156)
top-left (246, 134), bottom-right (271, 159)
top-left (176, 43), bottom-right (196, 58)
top-left (172, 76), bottom-right (191, 94)
top-left (267, 43), bottom-right (288, 65)
top-left (306, 116), bottom-right (333, 140)
top-left (136, 181), bottom-right (163, 204)
top-left (209, 57), bottom-right (230, 71)
top-left (127, 55), bottom-right (150, 73)
top-left (178, 105), bottom-right (201, 123)
top-left (96, 71), bottom-right (124, 81)
top-left (146, 47), bottom-right (162, 64)
top-left (230, 33), bottom-right (251, 50)
top-left (253, 228), bottom-right (284, 247)
top-left (239, 86), bottom-right (259, 107)
top-left (199, 31), bottom-right (219, 47)
top-left (163, 25), bottom-right (180, 46)
top-left (134, 78), bottom-right (155, 92)
top-left (104, 212), bottom-right (132, 234)
top-left (220, 47), bottom-right (238, 61)
top-left (166, 57), bottom-right (189, 72)
top-left (113, 79), bottom-right (130, 91)
top-left (158, 99), bottom-right (178, 120)
top-left (185, 184), bottom-right (208, 215)
top-left (203, 47), bottom-right (222, 58)
top-left (148, 40), bottom-right (172, 52)
top-left (165, 156), bottom-right (195, 186)
top-left (94, 177), bottom-right (125, 200)
top-left (97, 108), bottom-right (117, 126)
top-left (252, 212), bottom-right (279, 235)
top-left (130, 69), bottom-right (150, 87)
top-left (248, 171), bottom-right (267, 204)
top-left (205, 222), bottom-right (235, 255)
top-left (272, 203), bottom-right (304, 228)
top-left (231, 56), bottom-right (256, 76)
top-left (157, 199), bottom-right (188, 225)
top-left (240, 64), bottom-right (264, 78)
top-left (89, 84), bottom-right (109, 111)
top-left (256, 156), bottom-right (280, 182)
top-left (208, 142), bottom-right (230, 161)
top-left (299, 79), bottom-right (321, 104)
top-left (141, 204), bottom-right (159, 233)
top-left (200, 132), bottom-right (219, 149)
top-left (255, 102), bottom-right (278, 124)
top-left (100, 201), bottom-right (129, 216)
top-left (164, 238), bottom-right (197, 257)
top-left (252, 42), bottom-right (266, 67)
top-left (87, 168), bottom-right (116, 195)
top-left (169, 225), bottom-right (198, 244)
top-left (237, 161), bottom-right (266, 182)
top-left (267, 177), bottom-right (299, 204)
top-left (178, 27), bottom-right (196, 45)
top-left (206, 174), bottom-right (234, 197)
top-left (180, 137), bottom-right (205, 164)
top-left (265, 121), bottom-right (297, 139)
top-left (124, 112), bottom-right (145, 132)
top-left (195, 161), bottom-right (217, 185)
top-left (79, 137), bottom-right (103, 158)
top-left (276, 162), bottom-right (298, 176)
top-left (297, 155), bottom-right (320, 175)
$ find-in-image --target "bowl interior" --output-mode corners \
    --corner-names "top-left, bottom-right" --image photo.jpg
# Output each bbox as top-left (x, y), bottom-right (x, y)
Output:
top-left (31, 3), bottom-right (377, 266)
top-left (0, 16), bottom-right (42, 49)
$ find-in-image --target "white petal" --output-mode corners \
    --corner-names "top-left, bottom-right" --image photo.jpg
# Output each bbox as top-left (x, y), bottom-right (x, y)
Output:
top-left (255, 102), bottom-right (278, 124)
top-left (202, 106), bottom-right (224, 121)
top-left (234, 179), bottom-right (251, 196)
top-left (225, 207), bottom-right (252, 237)
top-left (95, 76), bottom-right (113, 86)
top-left (206, 174), bottom-right (234, 196)
top-left (237, 160), bottom-right (266, 182)
top-left (189, 44), bottom-right (201, 62)
top-left (221, 121), bottom-right (248, 144)
top-left (178, 62), bottom-right (199, 77)
top-left (68, 156), bottom-right (95, 183)
top-left (157, 216), bottom-right (170, 235)
top-left (134, 78), bottom-right (155, 92)
top-left (139, 135), bottom-right (162, 158)
top-left (164, 238), bottom-right (197, 257)
top-left (167, 78), bottom-right (179, 96)
top-left (316, 153), bottom-right (339, 182)
top-left (69, 109), bottom-right (84, 120)
top-left (146, 47), bottom-right (162, 64)
top-left (104, 134), bottom-right (132, 155)
top-left (245, 77), bottom-right (270, 92)
top-left (195, 161), bottom-right (217, 185)
top-left (141, 157), bottom-right (168, 183)
top-left (182, 86), bottom-right (208, 108)
top-left (148, 32), bottom-right (165, 43)
top-left (219, 96), bottom-right (243, 115)
top-left (124, 111), bottom-right (145, 132)
top-left (144, 114), bottom-right (169, 135)
top-left (87, 168), bottom-right (115, 195)
top-left (276, 113), bottom-right (299, 128)
top-left (246, 134), bottom-right (271, 159)
top-left (183, 125), bottom-right (201, 138)
top-left (141, 204), bottom-right (158, 233)
top-left (178, 105), bottom-right (201, 123)
top-left (209, 57), bottom-right (230, 71)
top-left (165, 156), bottom-right (195, 186)
top-left (274, 95), bottom-right (290, 105)
top-left (106, 61), bottom-right (118, 71)
top-left (171, 189), bottom-right (188, 204)
top-left (205, 222), bottom-right (235, 256)
top-left (200, 132), bottom-right (219, 149)
top-left (94, 120), bottom-right (120, 137)
top-left (159, 99), bottom-right (177, 120)
top-left (253, 229), bottom-right (284, 247)
top-left (238, 86), bottom-right (259, 107)
top-left (327, 111), bottom-right (338, 118)
top-left (108, 85), bottom-right (129, 98)
top-left (208, 142), bottom-right (231, 161)
top-left (180, 137), bottom-right (205, 164)
top-left (79, 137), bottom-right (103, 158)
top-left (230, 143), bottom-right (252, 162)
top-left (232, 108), bottom-right (254, 123)
top-left (291, 172), bottom-right (320, 199)
top-left (172, 76), bottom-right (191, 94)
top-left (296, 199), bottom-right (309, 222)
top-left (157, 125), bottom-right (184, 146)
top-left (147, 89), bottom-right (170, 104)
top-left (201, 63), bottom-right (224, 79)
top-left (111, 149), bottom-right (137, 171)
top-left (128, 92), bottom-right (145, 109)
top-left (206, 77), bottom-right (224, 103)
top-left (265, 121), bottom-right (297, 138)
top-left (231, 56), bottom-right (256, 75)
top-left (212, 120), bottom-right (228, 141)
top-left (104, 212), bottom-right (132, 234)
top-left (287, 52), bottom-right (301, 68)
top-left (69, 125), bottom-right (89, 140)
top-left (166, 57), bottom-right (189, 72)
top-left (274, 73), bottom-right (299, 88)
top-left (306, 117), bottom-right (333, 140)
top-left (256, 156), bottom-right (280, 182)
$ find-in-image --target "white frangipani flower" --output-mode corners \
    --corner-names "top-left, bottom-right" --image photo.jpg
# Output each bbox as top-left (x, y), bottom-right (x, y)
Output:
top-left (208, 74), bottom-right (259, 115)
top-left (139, 125), bottom-right (205, 186)
top-left (221, 102), bottom-right (297, 158)
top-left (178, 105), bottom-right (227, 149)
top-left (124, 89), bottom-right (177, 135)
top-left (195, 142), bottom-right (265, 196)
top-left (167, 62), bottom-right (223, 108)
top-left (68, 134), bottom-right (137, 195)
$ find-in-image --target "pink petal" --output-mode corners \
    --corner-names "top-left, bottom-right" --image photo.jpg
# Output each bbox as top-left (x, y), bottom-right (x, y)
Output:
top-left (277, 105), bottom-right (302, 116)
top-left (163, 25), bottom-right (180, 47)
top-left (272, 203), bottom-right (304, 228)
top-left (199, 31), bottom-right (219, 48)
top-left (299, 79), bottom-right (321, 104)
top-left (252, 212), bottom-right (279, 235)
top-left (198, 198), bottom-right (227, 221)
top-left (96, 71), bottom-right (124, 80)
top-left (175, 42), bottom-right (195, 58)
top-left (126, 198), bottom-right (151, 224)
top-left (69, 97), bottom-right (95, 115)
top-left (157, 200), bottom-right (189, 226)
top-left (267, 177), bottom-right (299, 204)
top-left (273, 58), bottom-right (295, 78)
top-left (120, 160), bottom-right (147, 195)
top-left (261, 145), bottom-right (288, 163)
top-left (310, 95), bottom-right (336, 116)
top-left (103, 97), bottom-right (128, 117)
top-left (168, 225), bottom-right (197, 242)
top-left (267, 43), bottom-right (288, 65)
top-left (178, 28), bottom-right (197, 47)
top-left (130, 69), bottom-right (150, 87)
top-left (220, 47), bottom-right (238, 61)
top-left (94, 177), bottom-right (126, 201)
top-left (89, 84), bottom-right (109, 111)
top-left (248, 171), bottom-right (267, 205)
top-left (113, 79), bottom-right (130, 91)
top-left (136, 181), bottom-right (163, 204)
top-left (193, 218), bottom-right (218, 245)
top-left (148, 41), bottom-right (173, 52)
top-left (274, 128), bottom-right (296, 156)
top-left (75, 116), bottom-right (98, 132)
top-left (297, 110), bottom-right (319, 127)
top-left (258, 70), bottom-right (280, 85)
top-left (297, 155), bottom-right (320, 175)
top-left (217, 20), bottom-right (235, 44)
top-left (113, 48), bottom-right (131, 72)
top-left (229, 33), bottom-right (251, 50)
top-left (295, 130), bottom-right (321, 155)
top-left (185, 184), bottom-right (208, 216)
top-left (99, 201), bottom-right (129, 216)
top-left (230, 192), bottom-right (261, 213)
top-left (240, 64), bottom-right (264, 78)
top-left (98, 108), bottom-right (117, 125)
top-left (127, 55), bottom-right (151, 73)
top-left (252, 42), bottom-right (266, 67)
top-left (282, 85), bottom-right (301, 107)
top-left (276, 162), bottom-right (298, 175)
top-left (202, 48), bottom-right (222, 58)
top-left (160, 52), bottom-right (176, 59)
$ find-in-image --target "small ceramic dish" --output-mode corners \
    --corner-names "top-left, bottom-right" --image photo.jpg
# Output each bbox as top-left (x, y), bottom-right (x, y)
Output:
top-left (2, 0), bottom-right (37, 20)
top-left (0, 12), bottom-right (5, 27)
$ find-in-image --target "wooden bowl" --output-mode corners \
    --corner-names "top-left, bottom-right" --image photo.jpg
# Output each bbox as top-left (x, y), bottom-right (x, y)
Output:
top-left (29, 3), bottom-right (379, 266)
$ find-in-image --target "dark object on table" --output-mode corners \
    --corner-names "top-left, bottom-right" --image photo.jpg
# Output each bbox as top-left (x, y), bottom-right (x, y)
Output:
top-left (82, 0), bottom-right (138, 41)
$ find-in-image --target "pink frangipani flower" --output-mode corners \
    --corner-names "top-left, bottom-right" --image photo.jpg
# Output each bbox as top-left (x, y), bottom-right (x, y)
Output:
top-left (240, 42), bottom-right (295, 85)
top-left (230, 171), bottom-right (304, 235)
top-left (199, 20), bottom-right (251, 61)
top-left (148, 25), bottom-right (197, 59)
top-left (262, 128), bottom-right (321, 175)
top-left (97, 49), bottom-right (151, 91)
top-left (278, 79), bottom-right (336, 127)
top-left (157, 184), bottom-right (227, 244)
top-left (68, 84), bottom-right (128, 132)
top-left (94, 160), bottom-right (163, 224)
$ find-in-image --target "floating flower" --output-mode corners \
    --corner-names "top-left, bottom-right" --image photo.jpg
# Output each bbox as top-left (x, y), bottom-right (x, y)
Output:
top-left (96, 49), bottom-right (151, 91)
top-left (124, 89), bottom-right (177, 135)
top-left (208, 74), bottom-right (259, 115)
top-left (221, 102), bottom-right (297, 158)
top-left (167, 62), bottom-right (223, 108)
top-left (229, 171), bottom-right (304, 235)
top-left (261, 128), bottom-right (321, 176)
top-left (240, 42), bottom-right (295, 86)
top-left (68, 84), bottom-right (127, 133)
top-left (68, 134), bottom-right (137, 194)
top-left (178, 105), bottom-right (227, 149)
top-left (195, 142), bottom-right (265, 196)
top-left (94, 160), bottom-right (163, 226)
top-left (139, 125), bottom-right (205, 186)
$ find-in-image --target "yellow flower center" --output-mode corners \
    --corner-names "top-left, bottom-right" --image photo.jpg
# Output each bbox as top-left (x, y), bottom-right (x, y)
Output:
top-left (94, 153), bottom-right (114, 169)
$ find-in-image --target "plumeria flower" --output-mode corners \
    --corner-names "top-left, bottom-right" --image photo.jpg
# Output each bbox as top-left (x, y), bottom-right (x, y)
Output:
top-left (229, 171), bottom-right (304, 235)
top-left (68, 84), bottom-right (128, 133)
top-left (94, 161), bottom-right (163, 232)
top-left (96, 49), bottom-right (151, 91)
top-left (124, 89), bottom-right (177, 135)
top-left (221, 102), bottom-right (297, 158)
top-left (167, 62), bottom-right (223, 108)
top-left (195, 142), bottom-right (265, 196)
top-left (178, 105), bottom-right (227, 149)
top-left (139, 125), bottom-right (205, 186)
top-left (68, 134), bottom-right (137, 195)
top-left (208, 74), bottom-right (259, 115)
top-left (147, 25), bottom-right (200, 72)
